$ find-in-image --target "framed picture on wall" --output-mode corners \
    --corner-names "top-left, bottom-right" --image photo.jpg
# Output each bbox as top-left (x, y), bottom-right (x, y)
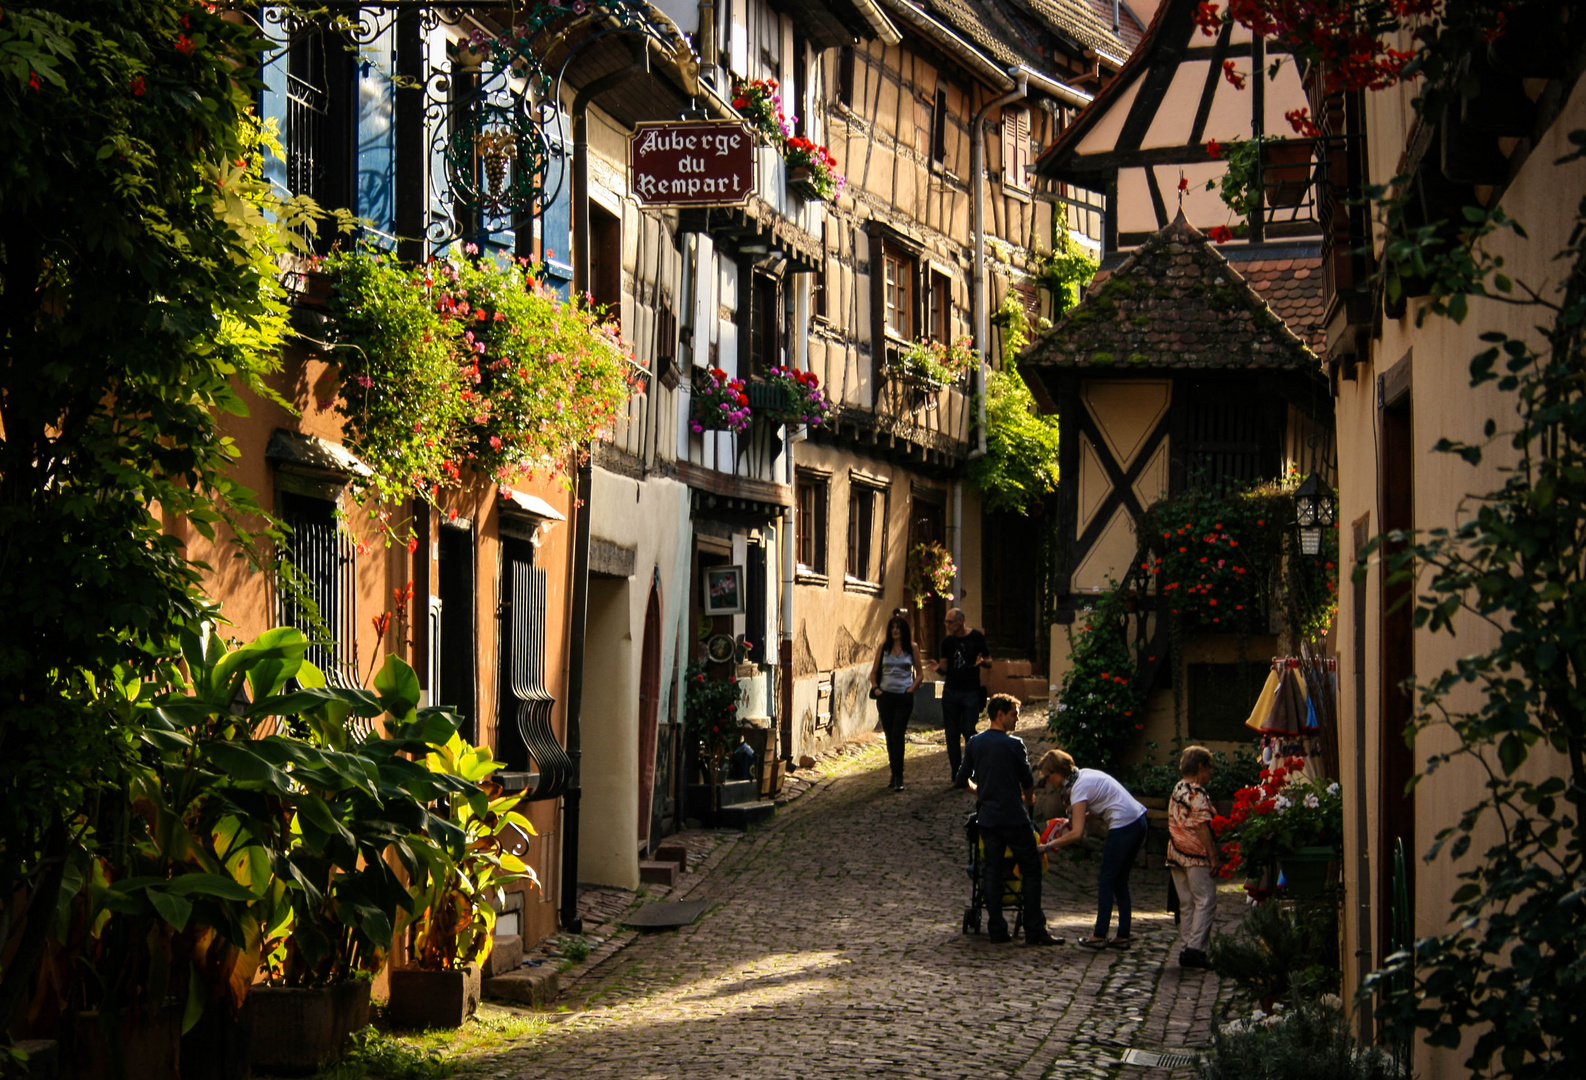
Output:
top-left (703, 565), bottom-right (745, 616)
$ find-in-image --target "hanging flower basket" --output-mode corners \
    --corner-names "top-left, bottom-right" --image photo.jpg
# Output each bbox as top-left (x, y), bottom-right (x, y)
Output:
top-left (784, 138), bottom-right (844, 202)
top-left (1262, 140), bottom-right (1313, 207)
top-left (690, 367), bottom-right (750, 433)
top-left (758, 366), bottom-right (832, 429)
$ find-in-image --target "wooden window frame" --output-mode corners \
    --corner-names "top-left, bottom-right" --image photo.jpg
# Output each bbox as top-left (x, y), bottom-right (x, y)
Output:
top-left (882, 248), bottom-right (912, 340)
top-left (1001, 105), bottom-right (1031, 194)
top-left (926, 266), bottom-right (951, 344)
top-left (844, 472), bottom-right (889, 594)
top-left (930, 87), bottom-right (949, 166)
top-left (795, 470), bottom-right (829, 582)
top-left (588, 201), bottom-right (622, 319)
top-left (866, 222), bottom-right (925, 382)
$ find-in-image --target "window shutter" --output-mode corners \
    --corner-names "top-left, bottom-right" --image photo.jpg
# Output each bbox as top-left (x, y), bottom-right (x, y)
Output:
top-left (1002, 107), bottom-right (1030, 189)
top-left (541, 110), bottom-right (574, 299)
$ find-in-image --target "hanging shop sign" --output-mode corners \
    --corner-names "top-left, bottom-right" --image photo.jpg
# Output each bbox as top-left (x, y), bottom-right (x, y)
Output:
top-left (630, 121), bottom-right (756, 208)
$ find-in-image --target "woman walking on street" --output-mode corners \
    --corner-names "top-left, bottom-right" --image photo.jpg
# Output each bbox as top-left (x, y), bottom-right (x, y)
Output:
top-left (1038, 749), bottom-right (1149, 948)
top-left (870, 615), bottom-right (923, 790)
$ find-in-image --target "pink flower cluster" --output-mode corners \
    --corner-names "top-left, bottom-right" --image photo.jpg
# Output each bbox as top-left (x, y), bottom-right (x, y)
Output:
top-left (691, 367), bottom-right (750, 434)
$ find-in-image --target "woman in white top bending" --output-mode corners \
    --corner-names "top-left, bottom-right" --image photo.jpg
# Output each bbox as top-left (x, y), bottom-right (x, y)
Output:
top-left (1038, 748), bottom-right (1149, 948)
top-left (869, 615), bottom-right (923, 790)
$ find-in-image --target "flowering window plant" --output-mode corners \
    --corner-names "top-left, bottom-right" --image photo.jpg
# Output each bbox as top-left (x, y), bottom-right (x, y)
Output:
top-left (729, 77), bottom-right (845, 201)
top-left (690, 366), bottom-right (750, 434)
top-left (1213, 758), bottom-right (1343, 880)
top-left (905, 541), bottom-right (956, 609)
top-left (762, 365), bottom-right (831, 428)
top-left (1138, 479), bottom-right (1338, 640)
top-left (784, 136), bottom-right (845, 201)
top-left (732, 77), bottom-right (791, 143)
top-left (890, 336), bottom-right (978, 386)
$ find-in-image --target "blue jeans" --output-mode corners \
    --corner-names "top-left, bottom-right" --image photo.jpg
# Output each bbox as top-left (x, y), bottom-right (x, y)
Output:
top-left (1095, 813), bottom-right (1148, 939)
top-left (940, 688), bottom-right (983, 780)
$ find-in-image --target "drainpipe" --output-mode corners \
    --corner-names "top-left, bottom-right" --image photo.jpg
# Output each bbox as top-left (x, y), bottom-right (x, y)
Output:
top-left (970, 71), bottom-right (1029, 460)
top-left (968, 67), bottom-right (1092, 460)
top-left (561, 48), bottom-right (650, 935)
top-left (697, 0), bottom-right (717, 86)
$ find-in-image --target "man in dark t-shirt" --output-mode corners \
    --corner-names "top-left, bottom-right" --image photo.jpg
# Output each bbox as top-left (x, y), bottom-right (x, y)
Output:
top-left (954, 694), bottom-right (1059, 945)
top-left (935, 607), bottom-right (991, 783)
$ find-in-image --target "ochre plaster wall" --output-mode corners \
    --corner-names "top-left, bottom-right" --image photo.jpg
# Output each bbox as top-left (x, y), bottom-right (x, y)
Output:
top-left (1334, 79), bottom-right (1586, 1077)
top-left (181, 344), bottom-right (578, 951)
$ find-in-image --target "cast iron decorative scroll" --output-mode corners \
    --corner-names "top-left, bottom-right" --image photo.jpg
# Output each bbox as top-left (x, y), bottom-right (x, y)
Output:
top-left (249, 1), bottom-right (695, 247)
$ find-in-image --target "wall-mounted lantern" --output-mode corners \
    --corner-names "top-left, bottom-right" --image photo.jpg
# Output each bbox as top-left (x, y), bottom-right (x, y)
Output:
top-left (1295, 472), bottom-right (1336, 556)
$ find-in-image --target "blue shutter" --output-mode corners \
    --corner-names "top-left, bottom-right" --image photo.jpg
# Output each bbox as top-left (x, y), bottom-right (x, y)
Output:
top-left (541, 111), bottom-right (573, 298)
top-left (259, 36), bottom-right (288, 197)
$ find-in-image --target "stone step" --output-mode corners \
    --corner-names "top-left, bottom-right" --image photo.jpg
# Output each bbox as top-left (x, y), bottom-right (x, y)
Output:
top-left (716, 800), bottom-right (776, 831)
top-left (481, 933), bottom-right (522, 978)
top-left (653, 841), bottom-right (689, 872)
top-left (639, 860), bottom-right (680, 888)
top-left (991, 659), bottom-right (1034, 677)
top-left (483, 966), bottom-right (559, 1006)
top-left (717, 779), bottom-right (759, 807)
top-left (987, 672), bottom-right (1049, 701)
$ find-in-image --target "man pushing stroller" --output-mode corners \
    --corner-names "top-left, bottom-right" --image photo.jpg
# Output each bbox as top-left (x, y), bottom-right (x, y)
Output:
top-left (954, 694), bottom-right (1063, 946)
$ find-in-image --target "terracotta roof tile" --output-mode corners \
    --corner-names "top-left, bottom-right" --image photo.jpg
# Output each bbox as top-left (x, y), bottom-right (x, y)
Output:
top-left (1022, 214), bottom-right (1320, 372)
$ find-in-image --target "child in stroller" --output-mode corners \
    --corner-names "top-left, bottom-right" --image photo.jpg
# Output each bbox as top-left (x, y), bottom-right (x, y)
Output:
top-left (962, 813), bottom-right (1069, 936)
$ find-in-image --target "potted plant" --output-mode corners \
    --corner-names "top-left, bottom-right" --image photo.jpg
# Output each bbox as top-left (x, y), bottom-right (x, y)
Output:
top-left (887, 336), bottom-right (978, 389)
top-left (690, 366), bottom-right (751, 433)
top-left (242, 652), bottom-right (472, 1073)
top-left (390, 733), bottom-right (538, 1029)
top-left (783, 136), bottom-right (845, 202)
top-left (684, 662), bottom-right (744, 789)
top-left (1213, 758), bottom-right (1343, 899)
top-left (52, 628), bottom-right (465, 1078)
top-left (1204, 135), bottom-right (1314, 215)
top-left (731, 77), bottom-right (789, 145)
top-left (757, 365), bottom-right (832, 429)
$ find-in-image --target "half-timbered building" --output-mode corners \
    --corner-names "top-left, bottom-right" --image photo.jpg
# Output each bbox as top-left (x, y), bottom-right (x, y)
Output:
top-left (786, 0), bottom-right (1131, 758)
top-left (1025, 0), bottom-right (1334, 758)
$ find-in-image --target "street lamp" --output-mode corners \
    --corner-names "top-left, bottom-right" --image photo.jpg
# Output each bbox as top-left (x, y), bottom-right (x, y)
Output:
top-left (1295, 472), bottom-right (1336, 556)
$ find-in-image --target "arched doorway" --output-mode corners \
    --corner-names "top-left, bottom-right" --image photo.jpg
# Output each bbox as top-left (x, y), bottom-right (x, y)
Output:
top-left (636, 583), bottom-right (662, 847)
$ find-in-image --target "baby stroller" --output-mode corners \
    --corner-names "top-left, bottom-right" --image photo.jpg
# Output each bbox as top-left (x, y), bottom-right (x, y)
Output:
top-left (961, 813), bottom-right (1068, 937)
top-left (961, 811), bottom-right (1032, 937)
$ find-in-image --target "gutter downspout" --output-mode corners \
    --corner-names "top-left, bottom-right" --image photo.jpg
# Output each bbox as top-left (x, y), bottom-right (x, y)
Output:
top-left (970, 70), bottom-right (1029, 460)
top-left (561, 49), bottom-right (649, 935)
top-left (968, 66), bottom-right (1091, 460)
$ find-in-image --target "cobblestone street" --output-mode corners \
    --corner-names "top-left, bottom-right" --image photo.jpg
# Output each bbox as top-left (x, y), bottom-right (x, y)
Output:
top-left (495, 719), bottom-right (1244, 1080)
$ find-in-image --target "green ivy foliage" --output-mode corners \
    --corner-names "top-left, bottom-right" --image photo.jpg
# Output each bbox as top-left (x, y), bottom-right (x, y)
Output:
top-left (1047, 586), bottom-right (1143, 773)
top-left (971, 294), bottom-right (1062, 515)
top-left (969, 368), bottom-right (1061, 515)
top-left (0, 1), bottom-right (306, 1030)
top-left (1034, 225), bottom-right (1099, 315)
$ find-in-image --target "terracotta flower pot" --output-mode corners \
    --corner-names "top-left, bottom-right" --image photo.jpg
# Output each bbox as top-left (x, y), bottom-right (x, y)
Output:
top-left (1263, 141), bottom-right (1313, 208)
top-left (787, 165), bottom-right (824, 202)
top-left (387, 964), bottom-right (482, 1030)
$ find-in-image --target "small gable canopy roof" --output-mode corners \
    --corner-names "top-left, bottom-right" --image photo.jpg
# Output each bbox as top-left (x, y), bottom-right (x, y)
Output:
top-left (1020, 213), bottom-right (1318, 409)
